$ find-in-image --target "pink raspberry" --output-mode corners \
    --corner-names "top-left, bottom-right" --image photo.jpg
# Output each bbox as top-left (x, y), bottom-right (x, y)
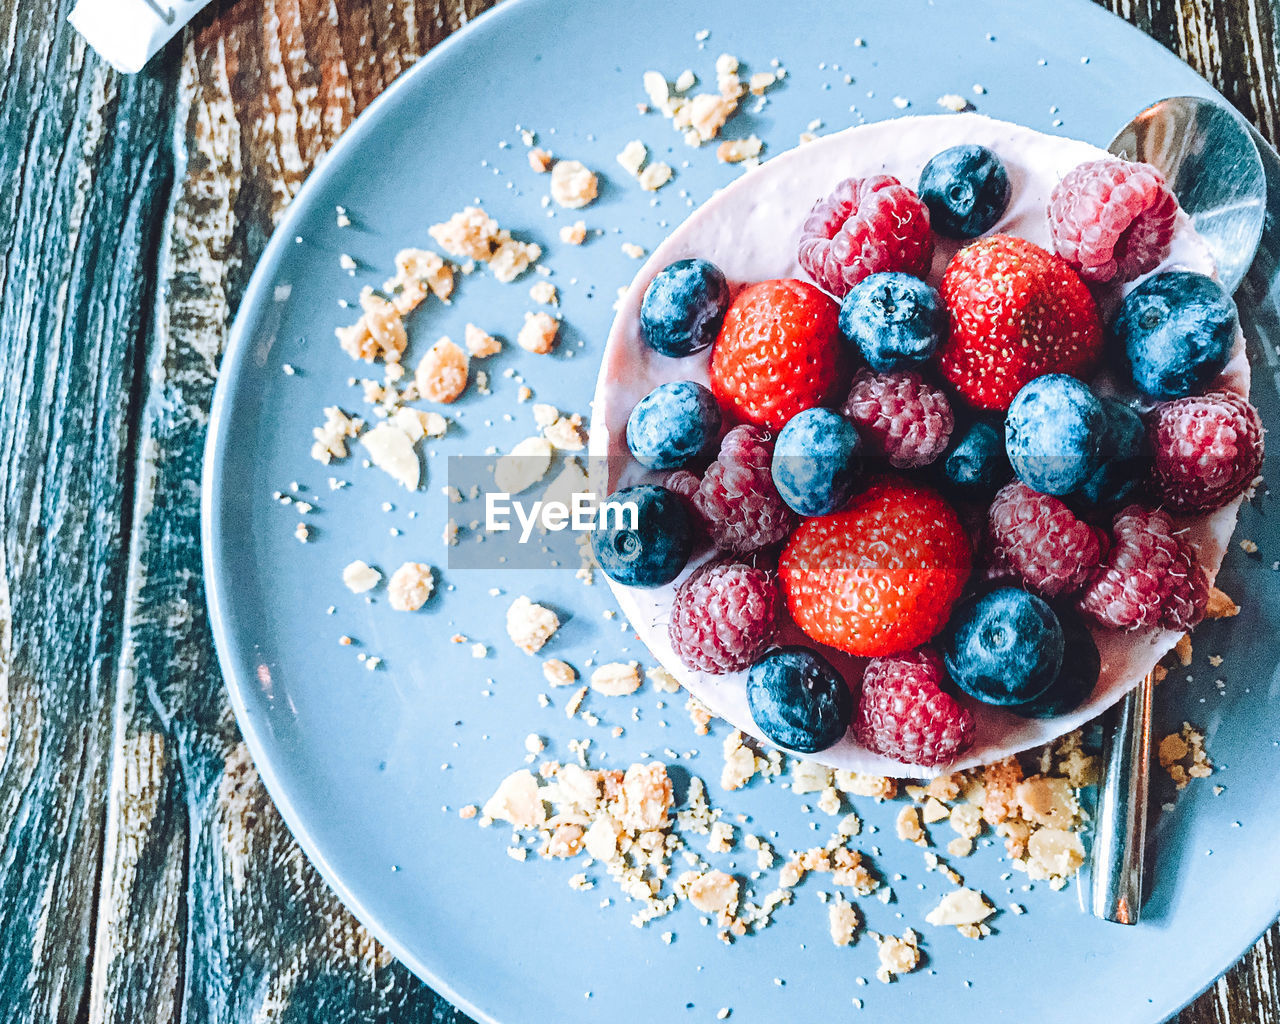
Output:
top-left (985, 482), bottom-right (1105, 597)
top-left (853, 646), bottom-right (975, 766)
top-left (1148, 391), bottom-right (1264, 512)
top-left (841, 369), bottom-right (954, 469)
top-left (692, 425), bottom-right (797, 553)
top-left (665, 468), bottom-right (702, 517)
top-left (798, 176), bottom-right (934, 297)
top-left (668, 560), bottom-right (780, 673)
top-left (1078, 505), bottom-right (1209, 631)
top-left (1048, 158), bottom-right (1178, 284)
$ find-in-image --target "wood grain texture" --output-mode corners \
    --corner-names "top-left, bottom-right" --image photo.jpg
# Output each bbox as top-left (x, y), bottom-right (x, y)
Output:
top-left (0, 1), bottom-right (1276, 1022)
top-left (0, 2), bottom-right (176, 1022)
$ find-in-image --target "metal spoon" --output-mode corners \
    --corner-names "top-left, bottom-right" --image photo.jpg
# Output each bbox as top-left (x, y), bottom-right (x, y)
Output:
top-left (1091, 96), bottom-right (1266, 925)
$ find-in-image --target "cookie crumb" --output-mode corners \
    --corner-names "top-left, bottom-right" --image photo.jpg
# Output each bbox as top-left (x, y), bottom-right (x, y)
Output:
top-left (387, 562), bottom-right (434, 610)
top-left (517, 311), bottom-right (561, 354)
top-left (559, 220), bottom-right (588, 245)
top-left (506, 595), bottom-right (561, 654)
top-left (550, 160), bottom-right (600, 209)
top-left (591, 661), bottom-right (642, 697)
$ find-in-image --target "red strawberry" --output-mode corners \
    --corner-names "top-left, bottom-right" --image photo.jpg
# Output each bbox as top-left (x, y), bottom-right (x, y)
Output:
top-left (937, 235), bottom-right (1103, 411)
top-left (710, 279), bottom-right (847, 430)
top-left (778, 477), bottom-right (972, 658)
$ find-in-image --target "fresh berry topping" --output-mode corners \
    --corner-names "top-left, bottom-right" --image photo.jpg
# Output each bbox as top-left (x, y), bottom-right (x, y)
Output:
top-left (937, 235), bottom-right (1103, 411)
top-left (838, 272), bottom-right (947, 371)
top-left (918, 144), bottom-right (1011, 239)
top-left (626, 381), bottom-right (722, 470)
top-left (668, 560), bottom-right (780, 674)
top-left (1004, 374), bottom-right (1107, 495)
top-left (1074, 397), bottom-right (1148, 508)
top-left (841, 369), bottom-right (955, 469)
top-left (939, 420), bottom-right (1012, 498)
top-left (710, 279), bottom-right (847, 429)
top-left (1148, 390), bottom-right (1264, 512)
top-left (985, 481), bottom-right (1103, 597)
top-left (746, 646), bottom-right (852, 753)
top-left (853, 646), bottom-right (975, 766)
top-left (591, 485), bottom-right (692, 587)
top-left (1110, 271), bottom-right (1238, 400)
top-left (797, 176), bottom-right (934, 297)
top-left (779, 478), bottom-right (971, 657)
top-left (771, 408), bottom-right (864, 517)
top-left (1048, 158), bottom-right (1177, 283)
top-left (1007, 605), bottom-right (1099, 719)
top-left (639, 258), bottom-right (732, 357)
top-left (1077, 505), bottom-right (1209, 630)
top-left (665, 468), bottom-right (702, 505)
top-left (943, 588), bottom-right (1065, 706)
top-left (691, 425), bottom-right (798, 553)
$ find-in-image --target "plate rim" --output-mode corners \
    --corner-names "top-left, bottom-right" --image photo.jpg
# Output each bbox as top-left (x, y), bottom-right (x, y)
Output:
top-left (199, 2), bottom-right (1280, 1021)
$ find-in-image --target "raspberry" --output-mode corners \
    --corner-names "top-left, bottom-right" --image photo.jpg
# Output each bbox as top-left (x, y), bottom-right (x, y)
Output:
top-left (1148, 391), bottom-right (1264, 512)
top-left (692, 425), bottom-right (798, 553)
top-left (1078, 505), bottom-right (1209, 631)
top-left (841, 369), bottom-right (955, 469)
top-left (665, 467), bottom-right (702, 502)
top-left (985, 482), bottom-right (1104, 597)
top-left (709, 279), bottom-right (847, 430)
top-left (668, 560), bottom-right (780, 673)
top-left (797, 176), bottom-right (934, 297)
top-left (937, 235), bottom-right (1103, 411)
top-left (854, 647), bottom-right (975, 766)
top-left (1048, 158), bottom-right (1178, 284)
top-left (779, 477), bottom-right (972, 657)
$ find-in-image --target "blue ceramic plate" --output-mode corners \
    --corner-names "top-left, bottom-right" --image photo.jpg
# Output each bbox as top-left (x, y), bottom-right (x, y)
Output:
top-left (203, 2), bottom-right (1280, 1021)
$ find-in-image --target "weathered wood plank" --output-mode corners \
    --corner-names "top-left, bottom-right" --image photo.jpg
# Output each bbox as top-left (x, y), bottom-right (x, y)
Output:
top-left (88, 3), bottom-right (491, 1023)
top-left (0, 0), bottom-right (177, 1022)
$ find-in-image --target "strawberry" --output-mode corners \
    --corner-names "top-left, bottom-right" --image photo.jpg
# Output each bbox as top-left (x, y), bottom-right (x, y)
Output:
top-left (936, 235), bottom-right (1103, 411)
top-left (779, 477), bottom-right (972, 658)
top-left (710, 279), bottom-right (847, 430)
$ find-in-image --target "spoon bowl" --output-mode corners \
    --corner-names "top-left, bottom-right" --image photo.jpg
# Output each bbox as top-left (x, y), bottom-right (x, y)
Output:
top-left (1109, 95), bottom-right (1266, 292)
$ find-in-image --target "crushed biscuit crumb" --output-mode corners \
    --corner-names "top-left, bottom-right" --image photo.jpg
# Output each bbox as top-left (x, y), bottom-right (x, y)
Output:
top-left (591, 661), bottom-right (642, 697)
top-left (549, 159), bottom-right (599, 209)
top-left (387, 562), bottom-right (434, 611)
top-left (506, 595), bottom-right (561, 654)
top-left (517, 311), bottom-right (560, 354)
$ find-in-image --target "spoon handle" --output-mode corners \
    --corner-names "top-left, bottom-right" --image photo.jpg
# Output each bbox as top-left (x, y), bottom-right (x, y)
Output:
top-left (1090, 671), bottom-right (1154, 924)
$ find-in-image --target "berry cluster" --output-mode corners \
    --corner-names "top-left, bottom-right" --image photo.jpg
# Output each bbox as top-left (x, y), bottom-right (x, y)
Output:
top-left (599, 140), bottom-right (1264, 768)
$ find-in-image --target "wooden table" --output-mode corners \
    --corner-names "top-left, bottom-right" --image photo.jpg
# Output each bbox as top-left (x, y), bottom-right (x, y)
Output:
top-left (1, 0), bottom-right (1277, 1020)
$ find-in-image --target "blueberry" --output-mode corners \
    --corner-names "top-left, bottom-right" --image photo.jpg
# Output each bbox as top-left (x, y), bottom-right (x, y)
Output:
top-left (626, 381), bottom-right (722, 470)
top-left (942, 588), bottom-right (1064, 706)
top-left (939, 420), bottom-right (1012, 498)
top-left (918, 144), bottom-right (1011, 239)
top-left (1111, 270), bottom-right (1237, 400)
top-left (639, 258), bottom-right (731, 358)
top-left (746, 645), bottom-right (852, 753)
top-left (1072, 397), bottom-right (1148, 507)
top-left (1004, 374), bottom-right (1106, 495)
top-left (1006, 605), bottom-right (1099, 719)
top-left (590, 485), bottom-right (692, 587)
top-left (771, 408), bottom-right (863, 516)
top-left (838, 272), bottom-right (948, 371)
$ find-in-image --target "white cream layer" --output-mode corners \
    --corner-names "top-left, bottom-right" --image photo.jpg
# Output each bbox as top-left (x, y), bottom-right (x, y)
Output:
top-left (588, 112), bottom-right (1248, 778)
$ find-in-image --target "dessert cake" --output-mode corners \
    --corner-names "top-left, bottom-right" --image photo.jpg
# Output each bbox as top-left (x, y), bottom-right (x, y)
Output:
top-left (588, 112), bottom-right (1260, 777)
